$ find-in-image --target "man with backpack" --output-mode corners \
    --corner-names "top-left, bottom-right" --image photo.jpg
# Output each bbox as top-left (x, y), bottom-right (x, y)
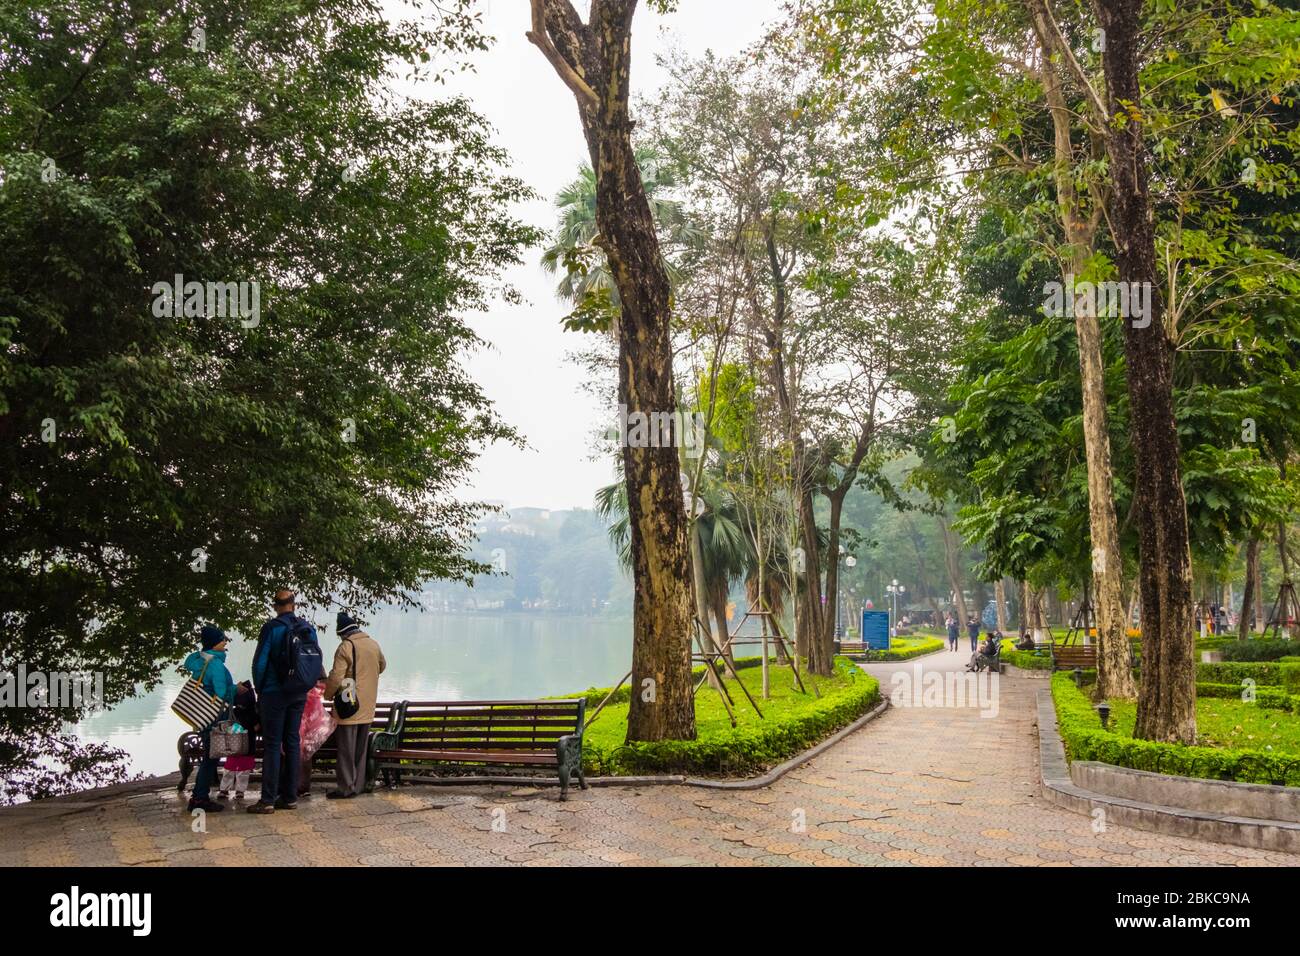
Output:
top-left (247, 588), bottom-right (324, 814)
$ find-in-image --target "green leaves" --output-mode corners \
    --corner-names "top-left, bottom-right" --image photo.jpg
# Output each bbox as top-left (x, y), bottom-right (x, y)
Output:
top-left (0, 0), bottom-right (536, 798)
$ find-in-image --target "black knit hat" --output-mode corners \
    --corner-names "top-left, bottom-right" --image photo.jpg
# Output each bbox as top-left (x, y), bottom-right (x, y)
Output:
top-left (336, 611), bottom-right (361, 637)
top-left (200, 624), bottom-right (227, 649)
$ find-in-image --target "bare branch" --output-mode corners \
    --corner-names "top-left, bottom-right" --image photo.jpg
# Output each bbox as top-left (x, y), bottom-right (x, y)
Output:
top-left (1024, 0), bottom-right (1108, 131)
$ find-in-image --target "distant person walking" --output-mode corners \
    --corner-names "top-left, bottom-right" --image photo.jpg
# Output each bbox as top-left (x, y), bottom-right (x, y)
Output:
top-left (945, 615), bottom-right (959, 652)
top-left (247, 589), bottom-right (324, 814)
top-left (183, 625), bottom-right (238, 813)
top-left (323, 612), bottom-right (388, 799)
top-left (967, 617), bottom-right (980, 652)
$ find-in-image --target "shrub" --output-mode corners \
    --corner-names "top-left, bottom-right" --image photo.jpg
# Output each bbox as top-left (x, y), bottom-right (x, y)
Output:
top-left (1051, 674), bottom-right (1300, 787)
top-left (1195, 661), bottom-right (1295, 687)
top-left (862, 635), bottom-right (944, 661)
top-left (581, 658), bottom-right (881, 776)
top-left (998, 639), bottom-right (1052, 671)
top-left (1220, 638), bottom-right (1300, 662)
top-left (1195, 681), bottom-right (1297, 711)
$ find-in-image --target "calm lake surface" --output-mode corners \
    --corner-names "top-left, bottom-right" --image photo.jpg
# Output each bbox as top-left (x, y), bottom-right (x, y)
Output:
top-left (76, 610), bottom-right (633, 780)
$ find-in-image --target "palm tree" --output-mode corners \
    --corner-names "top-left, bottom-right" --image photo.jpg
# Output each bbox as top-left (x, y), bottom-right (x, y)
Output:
top-left (595, 459), bottom-right (750, 655)
top-left (541, 147), bottom-right (696, 330)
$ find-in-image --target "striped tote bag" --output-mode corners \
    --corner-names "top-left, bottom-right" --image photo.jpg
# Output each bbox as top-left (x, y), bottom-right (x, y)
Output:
top-left (171, 656), bottom-right (225, 730)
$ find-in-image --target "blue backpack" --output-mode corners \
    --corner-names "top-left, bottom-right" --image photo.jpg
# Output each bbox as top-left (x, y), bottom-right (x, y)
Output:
top-left (277, 617), bottom-right (323, 695)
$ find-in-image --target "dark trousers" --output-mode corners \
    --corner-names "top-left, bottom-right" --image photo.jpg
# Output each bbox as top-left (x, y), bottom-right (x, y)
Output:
top-left (192, 728), bottom-right (218, 802)
top-left (970, 634), bottom-right (978, 651)
top-left (334, 723), bottom-right (369, 795)
top-left (259, 690), bottom-right (307, 805)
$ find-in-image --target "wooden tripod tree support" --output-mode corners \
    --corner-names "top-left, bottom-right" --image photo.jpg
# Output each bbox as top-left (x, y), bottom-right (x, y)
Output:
top-left (1061, 583), bottom-right (1095, 647)
top-left (692, 614), bottom-right (755, 727)
top-left (711, 599), bottom-right (809, 696)
top-left (1265, 580), bottom-right (1300, 641)
top-left (585, 601), bottom-right (812, 732)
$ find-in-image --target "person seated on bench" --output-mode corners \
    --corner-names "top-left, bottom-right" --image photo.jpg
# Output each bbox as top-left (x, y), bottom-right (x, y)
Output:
top-left (968, 632), bottom-right (1001, 672)
top-left (1014, 629), bottom-right (1035, 651)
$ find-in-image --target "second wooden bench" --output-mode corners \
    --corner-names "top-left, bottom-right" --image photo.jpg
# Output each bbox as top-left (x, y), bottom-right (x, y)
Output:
top-left (370, 698), bottom-right (587, 800)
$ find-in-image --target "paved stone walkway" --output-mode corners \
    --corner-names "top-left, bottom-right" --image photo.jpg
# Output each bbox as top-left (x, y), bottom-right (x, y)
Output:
top-left (2, 648), bottom-right (1296, 866)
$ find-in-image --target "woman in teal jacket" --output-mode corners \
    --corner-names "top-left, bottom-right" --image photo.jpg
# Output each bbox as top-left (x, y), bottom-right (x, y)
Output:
top-left (184, 624), bottom-right (238, 813)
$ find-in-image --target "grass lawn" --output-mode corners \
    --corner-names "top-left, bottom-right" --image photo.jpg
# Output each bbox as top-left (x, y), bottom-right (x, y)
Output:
top-left (1103, 696), bottom-right (1300, 756)
top-left (579, 656), bottom-right (880, 776)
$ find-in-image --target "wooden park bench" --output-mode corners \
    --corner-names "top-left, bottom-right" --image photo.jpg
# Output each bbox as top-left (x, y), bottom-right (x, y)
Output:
top-left (370, 698), bottom-right (587, 800)
top-left (1051, 643), bottom-right (1098, 671)
top-left (176, 700), bottom-right (401, 793)
top-left (835, 641), bottom-right (868, 657)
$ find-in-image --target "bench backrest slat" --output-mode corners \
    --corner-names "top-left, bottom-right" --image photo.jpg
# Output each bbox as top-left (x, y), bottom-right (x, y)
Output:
top-left (394, 699), bottom-right (581, 752)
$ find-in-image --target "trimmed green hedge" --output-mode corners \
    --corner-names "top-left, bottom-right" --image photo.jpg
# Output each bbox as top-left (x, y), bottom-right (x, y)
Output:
top-left (1195, 660), bottom-right (1300, 689)
top-left (999, 639), bottom-right (1053, 671)
top-left (1195, 681), bottom-right (1300, 713)
top-left (1051, 673), bottom-right (1300, 787)
top-left (1220, 638), bottom-right (1300, 662)
top-left (580, 657), bottom-right (881, 777)
top-left (861, 635), bottom-right (945, 661)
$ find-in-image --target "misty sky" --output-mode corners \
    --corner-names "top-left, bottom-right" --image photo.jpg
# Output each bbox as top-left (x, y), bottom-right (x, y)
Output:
top-left (394, 1), bottom-right (786, 511)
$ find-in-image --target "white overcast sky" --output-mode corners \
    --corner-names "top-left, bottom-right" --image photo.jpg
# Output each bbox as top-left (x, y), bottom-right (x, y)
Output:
top-left (390, 0), bottom-right (786, 512)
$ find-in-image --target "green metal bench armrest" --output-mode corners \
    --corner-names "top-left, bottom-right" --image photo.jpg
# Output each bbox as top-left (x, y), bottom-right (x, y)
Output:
top-left (555, 698), bottom-right (585, 771)
top-left (369, 700), bottom-right (407, 755)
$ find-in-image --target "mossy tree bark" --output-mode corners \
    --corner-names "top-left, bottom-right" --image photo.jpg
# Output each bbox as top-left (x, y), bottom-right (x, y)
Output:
top-left (1032, 0), bottom-right (1195, 740)
top-left (1239, 536), bottom-right (1260, 640)
top-left (1093, 0), bottom-right (1195, 741)
top-left (528, 0), bottom-right (695, 741)
top-left (1029, 6), bottom-right (1135, 701)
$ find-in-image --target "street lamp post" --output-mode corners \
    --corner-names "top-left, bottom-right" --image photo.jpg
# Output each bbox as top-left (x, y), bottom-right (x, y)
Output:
top-left (886, 579), bottom-right (906, 637)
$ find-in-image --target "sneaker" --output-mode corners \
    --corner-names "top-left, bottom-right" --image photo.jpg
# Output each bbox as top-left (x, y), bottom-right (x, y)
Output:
top-left (246, 801), bottom-right (276, 815)
top-left (187, 798), bottom-right (225, 813)
top-left (273, 798), bottom-right (298, 810)
top-left (216, 790), bottom-right (229, 801)
top-left (325, 790), bottom-right (355, 800)
top-left (234, 791), bottom-right (245, 801)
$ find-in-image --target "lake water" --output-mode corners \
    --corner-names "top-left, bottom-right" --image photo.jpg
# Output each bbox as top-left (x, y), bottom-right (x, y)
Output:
top-left (75, 610), bottom-right (634, 780)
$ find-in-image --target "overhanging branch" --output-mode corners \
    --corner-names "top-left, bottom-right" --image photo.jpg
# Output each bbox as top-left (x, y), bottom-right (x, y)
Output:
top-left (527, 0), bottom-right (599, 109)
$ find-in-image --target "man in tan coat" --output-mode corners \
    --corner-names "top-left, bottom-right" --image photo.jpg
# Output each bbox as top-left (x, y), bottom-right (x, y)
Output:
top-left (324, 611), bottom-right (387, 798)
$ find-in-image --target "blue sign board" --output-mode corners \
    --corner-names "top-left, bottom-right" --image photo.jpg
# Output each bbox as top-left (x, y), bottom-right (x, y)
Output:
top-left (861, 609), bottom-right (891, 650)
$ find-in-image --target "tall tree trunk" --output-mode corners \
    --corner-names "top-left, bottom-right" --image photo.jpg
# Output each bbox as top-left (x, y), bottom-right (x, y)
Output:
top-left (939, 514), bottom-right (969, 626)
top-left (1094, 0), bottom-right (1196, 741)
top-left (709, 579), bottom-right (734, 669)
top-left (1028, 584), bottom-right (1050, 642)
top-left (795, 477), bottom-right (824, 669)
top-left (994, 579), bottom-right (1009, 633)
top-left (1253, 538), bottom-right (1265, 633)
top-left (690, 525), bottom-right (722, 692)
top-left (1236, 537), bottom-right (1258, 640)
top-left (1279, 521), bottom-right (1295, 636)
top-left (528, 0), bottom-right (695, 741)
top-left (819, 495), bottom-right (845, 677)
top-left (1070, 249), bottom-right (1136, 697)
top-left (1029, 0), bottom-right (1136, 701)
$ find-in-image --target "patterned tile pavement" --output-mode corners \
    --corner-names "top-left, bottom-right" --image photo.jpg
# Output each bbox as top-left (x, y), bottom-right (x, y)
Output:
top-left (2, 648), bottom-right (1296, 867)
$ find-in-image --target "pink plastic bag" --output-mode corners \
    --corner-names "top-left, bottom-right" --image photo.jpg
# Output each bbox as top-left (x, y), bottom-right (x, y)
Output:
top-left (299, 684), bottom-right (336, 760)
